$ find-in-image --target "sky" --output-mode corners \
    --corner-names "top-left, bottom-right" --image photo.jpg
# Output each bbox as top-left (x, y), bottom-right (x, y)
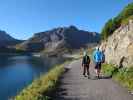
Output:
top-left (0, 0), bottom-right (132, 40)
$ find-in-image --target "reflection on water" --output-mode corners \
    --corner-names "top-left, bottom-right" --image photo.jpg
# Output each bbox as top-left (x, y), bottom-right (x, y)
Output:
top-left (0, 54), bottom-right (65, 100)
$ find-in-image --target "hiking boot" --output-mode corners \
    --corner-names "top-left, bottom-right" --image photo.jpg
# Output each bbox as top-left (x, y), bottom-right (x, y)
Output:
top-left (84, 75), bottom-right (87, 77)
top-left (95, 75), bottom-right (99, 79)
top-left (83, 73), bottom-right (86, 77)
top-left (87, 72), bottom-right (90, 75)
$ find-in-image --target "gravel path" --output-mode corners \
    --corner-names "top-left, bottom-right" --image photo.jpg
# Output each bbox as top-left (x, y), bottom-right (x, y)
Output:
top-left (51, 60), bottom-right (133, 100)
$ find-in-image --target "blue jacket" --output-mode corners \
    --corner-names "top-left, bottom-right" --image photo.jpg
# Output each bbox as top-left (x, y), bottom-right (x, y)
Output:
top-left (93, 50), bottom-right (103, 63)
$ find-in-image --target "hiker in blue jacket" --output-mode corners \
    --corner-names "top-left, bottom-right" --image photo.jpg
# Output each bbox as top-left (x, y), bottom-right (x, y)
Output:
top-left (93, 47), bottom-right (103, 78)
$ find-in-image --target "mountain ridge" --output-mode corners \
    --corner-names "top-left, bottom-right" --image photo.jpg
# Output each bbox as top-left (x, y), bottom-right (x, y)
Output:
top-left (17, 25), bottom-right (100, 53)
top-left (0, 30), bottom-right (23, 47)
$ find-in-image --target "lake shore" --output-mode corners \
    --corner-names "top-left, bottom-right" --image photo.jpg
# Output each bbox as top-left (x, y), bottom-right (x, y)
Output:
top-left (14, 60), bottom-right (72, 100)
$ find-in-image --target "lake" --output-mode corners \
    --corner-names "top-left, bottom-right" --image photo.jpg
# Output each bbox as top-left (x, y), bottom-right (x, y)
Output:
top-left (0, 54), bottom-right (66, 100)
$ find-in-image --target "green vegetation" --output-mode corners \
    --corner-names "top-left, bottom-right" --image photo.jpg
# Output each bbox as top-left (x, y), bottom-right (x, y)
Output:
top-left (114, 67), bottom-right (133, 91)
top-left (102, 64), bottom-right (133, 91)
top-left (121, 15), bottom-right (133, 25)
top-left (101, 2), bottom-right (133, 40)
top-left (102, 64), bottom-right (118, 76)
top-left (14, 62), bottom-right (69, 100)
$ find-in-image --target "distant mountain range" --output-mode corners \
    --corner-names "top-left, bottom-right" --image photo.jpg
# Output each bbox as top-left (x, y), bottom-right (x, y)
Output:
top-left (17, 25), bottom-right (100, 53)
top-left (0, 30), bottom-right (23, 47)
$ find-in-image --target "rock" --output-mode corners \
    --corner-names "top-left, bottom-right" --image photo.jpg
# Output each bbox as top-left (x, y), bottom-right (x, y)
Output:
top-left (0, 30), bottom-right (23, 47)
top-left (101, 20), bottom-right (133, 67)
top-left (19, 26), bottom-right (100, 52)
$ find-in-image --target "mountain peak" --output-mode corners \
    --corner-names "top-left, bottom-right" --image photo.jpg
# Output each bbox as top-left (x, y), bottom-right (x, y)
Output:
top-left (0, 30), bottom-right (22, 47)
top-left (69, 25), bottom-right (78, 30)
top-left (18, 26), bottom-right (100, 52)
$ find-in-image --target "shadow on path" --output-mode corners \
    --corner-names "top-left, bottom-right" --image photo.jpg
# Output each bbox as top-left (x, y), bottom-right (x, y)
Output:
top-left (49, 60), bottom-right (133, 100)
top-left (88, 75), bottom-right (112, 80)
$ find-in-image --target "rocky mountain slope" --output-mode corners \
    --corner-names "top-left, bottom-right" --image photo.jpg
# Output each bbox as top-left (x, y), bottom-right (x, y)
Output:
top-left (101, 3), bottom-right (133, 40)
top-left (101, 19), bottom-right (133, 67)
top-left (100, 2), bottom-right (133, 68)
top-left (18, 26), bottom-right (100, 53)
top-left (0, 30), bottom-right (22, 47)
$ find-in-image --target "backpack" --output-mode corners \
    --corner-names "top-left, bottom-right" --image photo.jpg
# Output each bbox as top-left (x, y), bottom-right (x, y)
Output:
top-left (83, 55), bottom-right (90, 64)
top-left (94, 51), bottom-right (101, 62)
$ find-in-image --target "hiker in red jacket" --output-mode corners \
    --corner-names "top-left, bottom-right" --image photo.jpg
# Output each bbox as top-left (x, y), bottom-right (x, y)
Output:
top-left (82, 51), bottom-right (90, 77)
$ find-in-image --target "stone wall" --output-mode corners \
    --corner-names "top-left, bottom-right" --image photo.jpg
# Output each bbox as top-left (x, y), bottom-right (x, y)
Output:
top-left (101, 20), bottom-right (133, 67)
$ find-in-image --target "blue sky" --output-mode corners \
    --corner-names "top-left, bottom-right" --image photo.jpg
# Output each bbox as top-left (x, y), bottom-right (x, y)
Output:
top-left (0, 0), bottom-right (132, 40)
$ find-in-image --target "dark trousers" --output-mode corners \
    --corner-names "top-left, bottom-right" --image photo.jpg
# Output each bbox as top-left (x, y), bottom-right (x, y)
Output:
top-left (95, 62), bottom-right (101, 70)
top-left (83, 64), bottom-right (90, 75)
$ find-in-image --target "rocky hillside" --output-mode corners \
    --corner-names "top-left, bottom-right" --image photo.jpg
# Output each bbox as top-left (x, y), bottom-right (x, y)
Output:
top-left (101, 3), bottom-right (133, 40)
top-left (100, 3), bottom-right (133, 68)
top-left (101, 19), bottom-right (133, 67)
top-left (18, 26), bottom-right (100, 52)
top-left (0, 30), bottom-right (22, 47)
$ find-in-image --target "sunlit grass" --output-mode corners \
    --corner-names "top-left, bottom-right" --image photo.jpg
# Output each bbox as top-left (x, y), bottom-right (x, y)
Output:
top-left (14, 61), bottom-right (70, 100)
top-left (102, 64), bottom-right (133, 91)
top-left (121, 15), bottom-right (133, 26)
top-left (101, 63), bottom-right (118, 77)
top-left (114, 67), bottom-right (133, 91)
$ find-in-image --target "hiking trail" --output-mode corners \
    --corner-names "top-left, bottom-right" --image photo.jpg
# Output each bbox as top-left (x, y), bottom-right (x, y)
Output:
top-left (51, 60), bottom-right (133, 100)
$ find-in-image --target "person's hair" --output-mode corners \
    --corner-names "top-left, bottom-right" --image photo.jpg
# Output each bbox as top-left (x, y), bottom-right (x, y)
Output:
top-left (83, 51), bottom-right (87, 56)
top-left (95, 46), bottom-right (99, 50)
top-left (99, 46), bottom-right (103, 51)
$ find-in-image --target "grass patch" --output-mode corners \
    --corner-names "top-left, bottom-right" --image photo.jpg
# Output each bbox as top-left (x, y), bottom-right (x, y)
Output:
top-left (14, 61), bottom-right (70, 100)
top-left (114, 67), bottom-right (133, 91)
top-left (101, 64), bottom-right (118, 77)
top-left (102, 64), bottom-right (133, 91)
top-left (121, 15), bottom-right (133, 26)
